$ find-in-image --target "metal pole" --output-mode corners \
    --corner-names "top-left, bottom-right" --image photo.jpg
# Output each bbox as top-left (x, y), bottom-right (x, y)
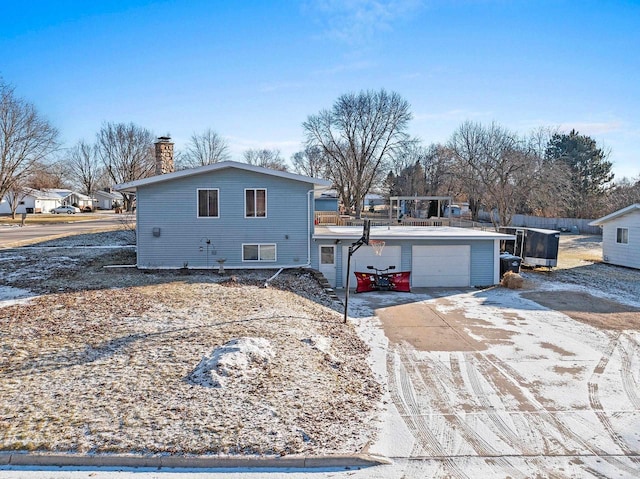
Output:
top-left (343, 245), bottom-right (353, 323)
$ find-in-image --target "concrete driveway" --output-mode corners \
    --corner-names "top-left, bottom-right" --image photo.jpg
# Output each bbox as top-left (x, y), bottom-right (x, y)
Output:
top-left (346, 286), bottom-right (640, 477)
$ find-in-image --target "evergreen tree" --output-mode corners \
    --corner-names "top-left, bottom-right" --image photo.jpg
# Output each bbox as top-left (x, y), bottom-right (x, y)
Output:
top-left (545, 129), bottom-right (613, 218)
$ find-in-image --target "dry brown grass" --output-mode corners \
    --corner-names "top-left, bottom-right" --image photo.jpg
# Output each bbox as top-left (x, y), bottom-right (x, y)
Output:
top-left (0, 213), bottom-right (104, 225)
top-left (501, 271), bottom-right (524, 289)
top-left (0, 264), bottom-right (381, 456)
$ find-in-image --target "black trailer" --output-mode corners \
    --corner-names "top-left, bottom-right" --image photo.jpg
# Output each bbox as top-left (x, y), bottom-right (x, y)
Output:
top-left (499, 227), bottom-right (560, 268)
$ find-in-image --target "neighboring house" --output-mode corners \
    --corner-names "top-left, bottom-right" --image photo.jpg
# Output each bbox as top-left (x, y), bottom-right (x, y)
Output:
top-left (115, 161), bottom-right (332, 270)
top-left (314, 190), bottom-right (339, 212)
top-left (94, 189), bottom-right (124, 210)
top-left (444, 202), bottom-right (470, 218)
top-left (364, 193), bottom-right (385, 211)
top-left (589, 204), bottom-right (640, 269)
top-left (0, 188), bottom-right (61, 214)
top-left (44, 189), bottom-right (94, 210)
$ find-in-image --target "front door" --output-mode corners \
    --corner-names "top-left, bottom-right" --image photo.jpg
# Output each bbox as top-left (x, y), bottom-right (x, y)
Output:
top-left (318, 245), bottom-right (337, 287)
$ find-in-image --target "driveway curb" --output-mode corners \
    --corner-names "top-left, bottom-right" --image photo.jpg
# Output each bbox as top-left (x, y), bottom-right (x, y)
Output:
top-left (0, 452), bottom-right (390, 469)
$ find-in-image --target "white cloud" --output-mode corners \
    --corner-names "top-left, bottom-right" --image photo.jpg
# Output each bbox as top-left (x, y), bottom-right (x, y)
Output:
top-left (516, 119), bottom-right (625, 136)
top-left (226, 136), bottom-right (302, 161)
top-left (304, 0), bottom-right (424, 45)
top-left (312, 59), bottom-right (376, 76)
top-left (258, 81), bottom-right (306, 93)
top-left (556, 121), bottom-right (624, 136)
top-left (413, 109), bottom-right (492, 122)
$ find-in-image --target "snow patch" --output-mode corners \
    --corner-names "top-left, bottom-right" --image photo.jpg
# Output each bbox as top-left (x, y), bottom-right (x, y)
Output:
top-left (188, 337), bottom-right (274, 388)
top-left (301, 335), bottom-right (331, 354)
top-left (0, 285), bottom-right (35, 307)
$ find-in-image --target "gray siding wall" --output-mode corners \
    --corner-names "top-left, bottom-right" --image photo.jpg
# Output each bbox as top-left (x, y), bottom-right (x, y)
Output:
top-left (470, 240), bottom-right (495, 286)
top-left (311, 237), bottom-right (496, 287)
top-left (136, 169), bottom-right (314, 269)
top-left (602, 211), bottom-right (640, 269)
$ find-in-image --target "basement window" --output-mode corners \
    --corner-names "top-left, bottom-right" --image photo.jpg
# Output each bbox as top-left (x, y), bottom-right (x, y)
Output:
top-left (242, 244), bottom-right (276, 262)
top-left (616, 227), bottom-right (629, 244)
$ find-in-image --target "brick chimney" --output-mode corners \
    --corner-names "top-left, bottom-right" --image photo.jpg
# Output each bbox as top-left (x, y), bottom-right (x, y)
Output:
top-left (154, 136), bottom-right (174, 175)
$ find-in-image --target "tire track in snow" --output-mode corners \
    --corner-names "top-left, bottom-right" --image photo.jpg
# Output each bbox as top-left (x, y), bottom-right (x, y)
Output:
top-left (587, 334), bottom-right (637, 457)
top-left (479, 351), bottom-right (640, 476)
top-left (463, 352), bottom-right (535, 455)
top-left (422, 352), bottom-right (529, 478)
top-left (620, 334), bottom-right (640, 410)
top-left (403, 346), bottom-right (530, 478)
top-left (387, 347), bottom-right (471, 479)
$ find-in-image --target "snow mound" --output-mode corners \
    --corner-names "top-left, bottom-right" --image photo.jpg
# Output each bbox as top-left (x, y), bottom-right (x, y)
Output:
top-left (188, 337), bottom-right (274, 388)
top-left (301, 335), bottom-right (340, 367)
top-left (301, 335), bottom-right (331, 354)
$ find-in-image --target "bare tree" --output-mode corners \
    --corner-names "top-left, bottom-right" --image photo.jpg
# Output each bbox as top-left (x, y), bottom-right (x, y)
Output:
top-left (448, 121), bottom-right (488, 222)
top-left (0, 80), bottom-right (59, 203)
top-left (607, 176), bottom-right (640, 212)
top-left (291, 145), bottom-right (327, 178)
top-left (303, 89), bottom-right (412, 218)
top-left (26, 159), bottom-right (70, 191)
top-left (450, 121), bottom-right (546, 229)
top-left (67, 140), bottom-right (104, 196)
top-left (242, 148), bottom-right (288, 171)
top-left (179, 129), bottom-right (230, 169)
top-left (96, 122), bottom-right (155, 210)
top-left (5, 179), bottom-right (29, 219)
top-left (519, 127), bottom-right (573, 217)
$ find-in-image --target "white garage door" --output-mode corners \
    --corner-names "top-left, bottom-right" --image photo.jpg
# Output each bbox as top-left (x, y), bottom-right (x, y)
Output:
top-left (342, 245), bottom-right (402, 286)
top-left (412, 245), bottom-right (471, 287)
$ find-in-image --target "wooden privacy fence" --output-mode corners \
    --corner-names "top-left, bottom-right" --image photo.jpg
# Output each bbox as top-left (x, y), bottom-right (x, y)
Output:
top-left (477, 212), bottom-right (601, 235)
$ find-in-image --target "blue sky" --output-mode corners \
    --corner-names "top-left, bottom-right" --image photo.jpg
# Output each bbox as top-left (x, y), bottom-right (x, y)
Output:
top-left (1, 0), bottom-right (638, 179)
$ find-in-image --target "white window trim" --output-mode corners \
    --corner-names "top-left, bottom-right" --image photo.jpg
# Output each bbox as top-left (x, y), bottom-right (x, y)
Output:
top-left (242, 243), bottom-right (277, 262)
top-left (616, 227), bottom-right (629, 244)
top-left (244, 188), bottom-right (267, 218)
top-left (196, 188), bottom-right (220, 219)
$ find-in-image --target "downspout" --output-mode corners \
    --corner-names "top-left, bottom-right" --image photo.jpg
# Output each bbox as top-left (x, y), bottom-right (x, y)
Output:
top-left (307, 188), bottom-right (314, 268)
top-left (264, 188), bottom-right (315, 288)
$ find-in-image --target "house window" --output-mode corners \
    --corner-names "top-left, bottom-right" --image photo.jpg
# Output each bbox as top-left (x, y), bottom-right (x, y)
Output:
top-left (243, 244), bottom-right (276, 262)
top-left (245, 189), bottom-right (266, 218)
top-left (197, 189), bottom-right (219, 218)
top-left (320, 246), bottom-right (335, 265)
top-left (616, 227), bottom-right (629, 244)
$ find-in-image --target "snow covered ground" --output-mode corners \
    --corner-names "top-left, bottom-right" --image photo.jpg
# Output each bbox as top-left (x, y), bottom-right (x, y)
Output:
top-left (2, 232), bottom-right (640, 478)
top-left (0, 232), bottom-right (380, 456)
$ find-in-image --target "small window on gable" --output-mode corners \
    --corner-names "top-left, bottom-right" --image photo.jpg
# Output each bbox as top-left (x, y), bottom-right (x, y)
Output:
top-left (616, 227), bottom-right (629, 244)
top-left (245, 189), bottom-right (266, 218)
top-left (197, 189), bottom-right (219, 218)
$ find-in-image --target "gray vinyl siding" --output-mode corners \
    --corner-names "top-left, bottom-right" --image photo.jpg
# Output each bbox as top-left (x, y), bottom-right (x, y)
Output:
top-left (602, 210), bottom-right (640, 269)
top-left (401, 243), bottom-right (412, 272)
top-left (136, 169), bottom-right (314, 269)
top-left (469, 240), bottom-right (495, 286)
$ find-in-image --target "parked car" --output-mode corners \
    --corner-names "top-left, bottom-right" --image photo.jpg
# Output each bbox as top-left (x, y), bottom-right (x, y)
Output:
top-left (51, 205), bottom-right (81, 214)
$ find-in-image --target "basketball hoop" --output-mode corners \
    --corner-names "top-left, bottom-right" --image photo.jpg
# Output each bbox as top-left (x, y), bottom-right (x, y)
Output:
top-left (370, 240), bottom-right (385, 256)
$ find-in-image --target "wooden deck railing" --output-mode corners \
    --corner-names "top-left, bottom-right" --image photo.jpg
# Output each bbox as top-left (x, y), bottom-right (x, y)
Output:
top-left (314, 212), bottom-right (453, 227)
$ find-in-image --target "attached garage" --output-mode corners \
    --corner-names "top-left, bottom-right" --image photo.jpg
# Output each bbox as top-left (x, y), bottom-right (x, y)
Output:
top-left (313, 225), bottom-right (514, 289)
top-left (412, 245), bottom-right (470, 287)
top-left (341, 245), bottom-right (401, 286)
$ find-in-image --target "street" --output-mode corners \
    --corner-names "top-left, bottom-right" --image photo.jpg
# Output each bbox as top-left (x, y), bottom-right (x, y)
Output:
top-left (0, 213), bottom-right (133, 248)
